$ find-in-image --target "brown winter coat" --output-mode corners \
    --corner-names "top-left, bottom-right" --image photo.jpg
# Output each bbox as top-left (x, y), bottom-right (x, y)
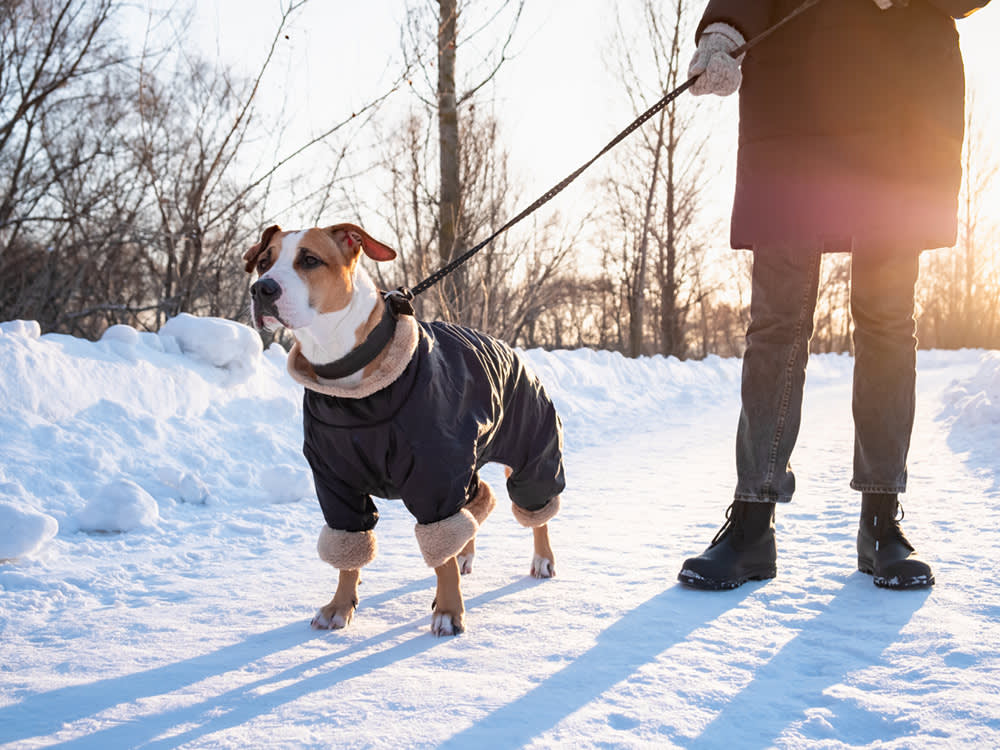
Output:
top-left (697, 0), bottom-right (990, 253)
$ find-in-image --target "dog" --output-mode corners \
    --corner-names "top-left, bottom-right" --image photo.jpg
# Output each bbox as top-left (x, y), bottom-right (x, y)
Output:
top-left (243, 223), bottom-right (565, 636)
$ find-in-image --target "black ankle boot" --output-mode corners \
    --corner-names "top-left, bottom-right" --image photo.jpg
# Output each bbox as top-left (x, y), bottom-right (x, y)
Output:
top-left (857, 493), bottom-right (934, 589)
top-left (677, 501), bottom-right (777, 590)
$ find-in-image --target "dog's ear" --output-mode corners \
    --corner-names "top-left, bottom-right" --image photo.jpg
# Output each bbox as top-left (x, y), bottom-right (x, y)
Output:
top-left (327, 223), bottom-right (397, 262)
top-left (243, 225), bottom-right (281, 273)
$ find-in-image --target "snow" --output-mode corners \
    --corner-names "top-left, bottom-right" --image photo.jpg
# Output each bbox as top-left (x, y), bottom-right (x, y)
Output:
top-left (1, 314), bottom-right (998, 749)
top-left (75, 479), bottom-right (161, 533)
top-left (0, 504), bottom-right (57, 562)
top-left (943, 351), bottom-right (1000, 432)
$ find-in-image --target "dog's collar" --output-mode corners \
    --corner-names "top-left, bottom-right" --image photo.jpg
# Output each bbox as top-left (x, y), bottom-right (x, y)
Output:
top-left (309, 295), bottom-right (409, 381)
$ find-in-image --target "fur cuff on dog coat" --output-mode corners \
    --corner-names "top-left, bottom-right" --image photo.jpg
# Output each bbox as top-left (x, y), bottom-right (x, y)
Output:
top-left (466, 479), bottom-right (497, 524)
top-left (511, 495), bottom-right (561, 528)
top-left (414, 509), bottom-right (479, 569)
top-left (317, 525), bottom-right (377, 570)
top-left (412, 480), bottom-right (495, 568)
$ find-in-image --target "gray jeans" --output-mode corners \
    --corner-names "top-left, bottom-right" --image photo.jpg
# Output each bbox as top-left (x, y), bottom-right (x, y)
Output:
top-left (735, 248), bottom-right (920, 503)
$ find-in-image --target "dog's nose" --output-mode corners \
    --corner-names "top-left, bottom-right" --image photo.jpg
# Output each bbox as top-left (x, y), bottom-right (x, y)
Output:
top-left (250, 278), bottom-right (282, 301)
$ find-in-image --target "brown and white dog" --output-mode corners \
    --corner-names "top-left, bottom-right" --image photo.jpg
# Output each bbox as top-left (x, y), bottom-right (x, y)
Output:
top-left (243, 223), bottom-right (564, 636)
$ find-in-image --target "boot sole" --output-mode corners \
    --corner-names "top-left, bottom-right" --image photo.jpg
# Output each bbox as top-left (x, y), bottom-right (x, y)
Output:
top-left (677, 566), bottom-right (777, 591)
top-left (857, 557), bottom-right (935, 590)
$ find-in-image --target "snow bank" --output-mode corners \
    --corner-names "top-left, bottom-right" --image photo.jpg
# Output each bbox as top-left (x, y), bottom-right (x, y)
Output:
top-left (0, 316), bottom-right (305, 560)
top-left (258, 464), bottom-right (315, 504)
top-left (939, 352), bottom-right (1000, 484)
top-left (522, 347), bottom-right (742, 447)
top-left (1, 313), bottom-right (996, 563)
top-left (0, 316), bottom-right (736, 561)
top-left (0, 502), bottom-right (58, 561)
top-left (0, 319), bottom-right (41, 339)
top-left (76, 478), bottom-right (160, 533)
top-left (942, 351), bottom-right (1000, 431)
top-left (158, 313), bottom-right (262, 385)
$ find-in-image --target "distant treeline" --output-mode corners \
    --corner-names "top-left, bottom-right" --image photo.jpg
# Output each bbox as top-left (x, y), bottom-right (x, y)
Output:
top-left (2, 1), bottom-right (997, 357)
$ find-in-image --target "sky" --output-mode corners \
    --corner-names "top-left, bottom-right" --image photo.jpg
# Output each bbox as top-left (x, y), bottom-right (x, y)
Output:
top-left (2, 315), bottom-right (999, 747)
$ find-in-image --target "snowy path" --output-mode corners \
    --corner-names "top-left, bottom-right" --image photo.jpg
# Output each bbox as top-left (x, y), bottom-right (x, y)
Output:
top-left (2, 345), bottom-right (999, 749)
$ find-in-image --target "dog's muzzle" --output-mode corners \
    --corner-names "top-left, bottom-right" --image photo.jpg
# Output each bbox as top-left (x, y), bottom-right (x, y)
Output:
top-left (249, 277), bottom-right (284, 328)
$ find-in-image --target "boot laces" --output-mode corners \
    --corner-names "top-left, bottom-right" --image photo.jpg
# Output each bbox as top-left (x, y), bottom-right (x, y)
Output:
top-left (873, 501), bottom-right (914, 552)
top-left (710, 503), bottom-right (736, 547)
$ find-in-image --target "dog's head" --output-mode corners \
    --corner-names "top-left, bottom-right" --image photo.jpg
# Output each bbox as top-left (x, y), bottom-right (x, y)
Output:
top-left (243, 223), bottom-right (396, 332)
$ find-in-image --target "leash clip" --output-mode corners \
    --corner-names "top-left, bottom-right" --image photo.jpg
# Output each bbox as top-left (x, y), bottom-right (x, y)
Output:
top-left (384, 287), bottom-right (415, 317)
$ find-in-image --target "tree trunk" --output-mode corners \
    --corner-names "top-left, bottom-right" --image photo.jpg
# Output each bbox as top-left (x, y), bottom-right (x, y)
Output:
top-left (628, 109), bottom-right (666, 358)
top-left (660, 107), bottom-right (680, 358)
top-left (437, 0), bottom-right (461, 317)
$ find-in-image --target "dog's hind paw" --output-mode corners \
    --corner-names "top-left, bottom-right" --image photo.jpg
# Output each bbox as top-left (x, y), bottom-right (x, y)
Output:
top-left (430, 611), bottom-right (465, 636)
top-left (456, 537), bottom-right (476, 575)
top-left (530, 554), bottom-right (555, 579)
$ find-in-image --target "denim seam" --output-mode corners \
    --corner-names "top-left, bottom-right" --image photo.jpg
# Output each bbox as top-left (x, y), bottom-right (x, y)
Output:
top-left (735, 490), bottom-right (793, 503)
top-left (850, 480), bottom-right (906, 494)
top-left (763, 251), bottom-right (820, 495)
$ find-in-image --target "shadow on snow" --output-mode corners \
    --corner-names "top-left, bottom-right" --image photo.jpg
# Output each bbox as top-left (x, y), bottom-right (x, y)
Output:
top-left (3, 572), bottom-right (929, 748)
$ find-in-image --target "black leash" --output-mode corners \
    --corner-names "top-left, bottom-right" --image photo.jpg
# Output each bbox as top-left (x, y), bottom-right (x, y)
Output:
top-left (311, 0), bottom-right (822, 381)
top-left (389, 0), bottom-right (823, 309)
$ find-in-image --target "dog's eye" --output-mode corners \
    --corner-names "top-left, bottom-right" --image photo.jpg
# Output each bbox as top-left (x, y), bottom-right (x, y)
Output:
top-left (256, 254), bottom-right (271, 273)
top-left (299, 253), bottom-right (322, 270)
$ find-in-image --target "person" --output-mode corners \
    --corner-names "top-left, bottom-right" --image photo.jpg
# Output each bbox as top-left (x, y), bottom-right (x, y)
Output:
top-left (677, 0), bottom-right (990, 591)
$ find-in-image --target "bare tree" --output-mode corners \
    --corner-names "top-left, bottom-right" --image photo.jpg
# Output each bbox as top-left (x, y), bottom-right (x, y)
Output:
top-left (121, 3), bottom-right (321, 329)
top-left (0, 0), bottom-right (119, 252)
top-left (915, 91), bottom-right (1000, 349)
top-left (0, 0), bottom-right (408, 337)
top-left (401, 0), bottom-right (525, 321)
top-left (600, 0), bottom-right (711, 358)
top-left (953, 93), bottom-right (999, 345)
top-left (0, 0), bottom-right (141, 334)
top-left (437, 0), bottom-right (460, 270)
top-left (368, 102), bottom-right (580, 345)
top-left (810, 254), bottom-right (852, 354)
top-left (688, 249), bottom-right (751, 358)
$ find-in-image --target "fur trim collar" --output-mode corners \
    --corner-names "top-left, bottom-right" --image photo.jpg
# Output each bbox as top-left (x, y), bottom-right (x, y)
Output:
top-left (286, 315), bottom-right (420, 399)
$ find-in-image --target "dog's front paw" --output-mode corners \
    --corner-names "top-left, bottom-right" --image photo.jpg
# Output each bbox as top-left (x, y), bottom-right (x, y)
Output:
top-left (311, 611), bottom-right (349, 630)
top-left (311, 600), bottom-right (357, 630)
top-left (430, 610), bottom-right (465, 636)
top-left (530, 554), bottom-right (556, 579)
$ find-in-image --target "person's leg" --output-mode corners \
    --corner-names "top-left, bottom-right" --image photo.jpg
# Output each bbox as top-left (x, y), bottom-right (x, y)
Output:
top-left (850, 249), bottom-right (918, 494)
top-left (735, 249), bottom-right (823, 502)
top-left (678, 248), bottom-right (821, 590)
top-left (850, 249), bottom-right (933, 588)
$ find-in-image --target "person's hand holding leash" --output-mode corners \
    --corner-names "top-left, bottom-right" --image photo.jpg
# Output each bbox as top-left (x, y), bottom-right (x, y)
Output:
top-left (688, 22), bottom-right (746, 97)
